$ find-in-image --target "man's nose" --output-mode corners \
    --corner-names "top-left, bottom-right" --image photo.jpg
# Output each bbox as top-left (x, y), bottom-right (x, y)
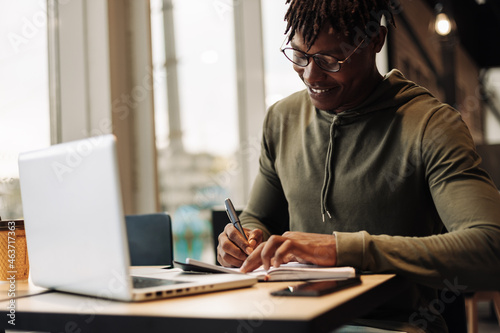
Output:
top-left (302, 59), bottom-right (327, 84)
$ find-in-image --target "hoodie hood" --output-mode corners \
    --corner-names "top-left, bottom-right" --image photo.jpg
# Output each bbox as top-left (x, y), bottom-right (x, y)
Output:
top-left (317, 69), bottom-right (434, 120)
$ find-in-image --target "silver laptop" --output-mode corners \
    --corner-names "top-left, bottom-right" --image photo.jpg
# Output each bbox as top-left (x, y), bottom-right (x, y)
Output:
top-left (18, 134), bottom-right (256, 301)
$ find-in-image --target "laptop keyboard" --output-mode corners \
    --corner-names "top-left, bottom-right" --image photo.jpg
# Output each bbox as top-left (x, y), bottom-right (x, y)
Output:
top-left (132, 276), bottom-right (189, 289)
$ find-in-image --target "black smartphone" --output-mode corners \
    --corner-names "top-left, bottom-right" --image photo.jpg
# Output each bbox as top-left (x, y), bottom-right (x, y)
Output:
top-left (173, 260), bottom-right (225, 274)
top-left (270, 277), bottom-right (361, 297)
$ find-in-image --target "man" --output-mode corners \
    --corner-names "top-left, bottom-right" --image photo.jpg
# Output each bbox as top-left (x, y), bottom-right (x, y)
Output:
top-left (217, 0), bottom-right (500, 332)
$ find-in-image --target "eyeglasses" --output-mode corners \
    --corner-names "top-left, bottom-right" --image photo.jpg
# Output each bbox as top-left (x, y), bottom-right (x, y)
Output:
top-left (280, 37), bottom-right (367, 73)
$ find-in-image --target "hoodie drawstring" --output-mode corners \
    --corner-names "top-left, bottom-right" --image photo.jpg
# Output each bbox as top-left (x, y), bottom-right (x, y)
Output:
top-left (320, 114), bottom-right (339, 222)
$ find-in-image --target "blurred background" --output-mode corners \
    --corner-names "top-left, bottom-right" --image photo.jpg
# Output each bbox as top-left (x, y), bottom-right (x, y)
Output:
top-left (1, 0), bottom-right (500, 267)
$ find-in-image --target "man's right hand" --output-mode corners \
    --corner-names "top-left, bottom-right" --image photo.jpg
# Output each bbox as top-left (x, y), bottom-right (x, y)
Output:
top-left (217, 224), bottom-right (263, 267)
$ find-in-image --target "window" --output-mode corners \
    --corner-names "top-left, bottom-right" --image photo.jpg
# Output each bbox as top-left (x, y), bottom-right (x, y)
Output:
top-left (151, 0), bottom-right (241, 263)
top-left (0, 1), bottom-right (50, 219)
top-left (261, 1), bottom-right (304, 108)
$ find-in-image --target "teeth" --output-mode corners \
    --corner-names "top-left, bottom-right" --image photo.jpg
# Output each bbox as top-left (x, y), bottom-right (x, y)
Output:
top-left (310, 87), bottom-right (330, 94)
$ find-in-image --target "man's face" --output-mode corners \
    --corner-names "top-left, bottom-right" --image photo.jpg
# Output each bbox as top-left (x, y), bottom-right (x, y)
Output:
top-left (290, 24), bottom-right (379, 113)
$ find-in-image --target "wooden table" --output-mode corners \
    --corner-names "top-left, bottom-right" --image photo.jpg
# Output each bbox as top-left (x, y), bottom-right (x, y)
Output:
top-left (0, 274), bottom-right (408, 333)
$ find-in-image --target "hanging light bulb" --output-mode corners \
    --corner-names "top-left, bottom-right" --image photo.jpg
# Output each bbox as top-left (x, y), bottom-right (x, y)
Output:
top-left (435, 12), bottom-right (452, 36)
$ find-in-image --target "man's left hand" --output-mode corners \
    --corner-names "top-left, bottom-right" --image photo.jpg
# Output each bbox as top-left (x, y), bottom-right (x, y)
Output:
top-left (240, 231), bottom-right (337, 272)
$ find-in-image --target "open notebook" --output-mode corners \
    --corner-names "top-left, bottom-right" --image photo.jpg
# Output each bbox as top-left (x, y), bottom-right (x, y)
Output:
top-left (174, 258), bottom-right (356, 282)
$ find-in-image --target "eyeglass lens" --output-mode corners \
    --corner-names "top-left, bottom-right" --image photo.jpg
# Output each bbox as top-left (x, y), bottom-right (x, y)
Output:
top-left (282, 48), bottom-right (340, 72)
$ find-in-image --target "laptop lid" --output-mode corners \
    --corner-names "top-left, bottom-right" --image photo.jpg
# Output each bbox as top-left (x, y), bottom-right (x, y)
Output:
top-left (19, 135), bottom-right (134, 301)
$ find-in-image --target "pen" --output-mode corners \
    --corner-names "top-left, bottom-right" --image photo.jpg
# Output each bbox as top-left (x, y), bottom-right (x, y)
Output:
top-left (224, 198), bottom-right (248, 241)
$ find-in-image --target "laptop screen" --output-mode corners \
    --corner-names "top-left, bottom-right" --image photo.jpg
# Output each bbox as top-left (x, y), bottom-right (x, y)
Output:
top-left (18, 135), bottom-right (134, 301)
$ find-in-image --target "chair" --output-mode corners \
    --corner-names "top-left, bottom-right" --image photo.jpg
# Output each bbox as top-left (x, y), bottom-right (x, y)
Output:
top-left (125, 213), bottom-right (174, 266)
top-left (440, 291), bottom-right (467, 333)
top-left (465, 291), bottom-right (500, 333)
top-left (211, 208), bottom-right (240, 265)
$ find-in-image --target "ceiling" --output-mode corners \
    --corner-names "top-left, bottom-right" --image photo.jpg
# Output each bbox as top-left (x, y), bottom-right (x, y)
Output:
top-left (424, 0), bottom-right (500, 68)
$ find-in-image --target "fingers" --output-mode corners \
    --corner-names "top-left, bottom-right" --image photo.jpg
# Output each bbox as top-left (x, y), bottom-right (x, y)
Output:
top-left (217, 240), bottom-right (245, 267)
top-left (227, 224), bottom-right (254, 254)
top-left (240, 242), bottom-right (264, 273)
top-left (246, 228), bottom-right (263, 250)
top-left (270, 238), bottom-right (296, 268)
top-left (241, 235), bottom-right (290, 272)
top-left (240, 233), bottom-right (338, 271)
top-left (217, 225), bottom-right (262, 267)
top-left (259, 235), bottom-right (296, 270)
top-left (217, 225), bottom-right (247, 267)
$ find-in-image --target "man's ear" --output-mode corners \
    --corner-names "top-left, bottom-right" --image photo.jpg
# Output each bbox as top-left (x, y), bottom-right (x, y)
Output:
top-left (371, 26), bottom-right (388, 53)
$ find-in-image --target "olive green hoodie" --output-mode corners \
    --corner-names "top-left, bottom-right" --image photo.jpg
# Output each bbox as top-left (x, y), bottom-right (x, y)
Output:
top-left (240, 70), bottom-right (500, 332)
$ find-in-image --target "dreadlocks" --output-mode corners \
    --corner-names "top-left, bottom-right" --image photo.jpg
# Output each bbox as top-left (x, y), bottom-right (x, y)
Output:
top-left (284, 0), bottom-right (398, 48)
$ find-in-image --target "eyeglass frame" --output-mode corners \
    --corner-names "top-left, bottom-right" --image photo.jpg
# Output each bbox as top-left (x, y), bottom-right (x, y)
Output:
top-left (279, 35), bottom-right (368, 73)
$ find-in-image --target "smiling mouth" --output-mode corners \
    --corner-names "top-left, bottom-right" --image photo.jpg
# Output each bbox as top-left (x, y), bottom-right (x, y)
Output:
top-left (308, 86), bottom-right (334, 94)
